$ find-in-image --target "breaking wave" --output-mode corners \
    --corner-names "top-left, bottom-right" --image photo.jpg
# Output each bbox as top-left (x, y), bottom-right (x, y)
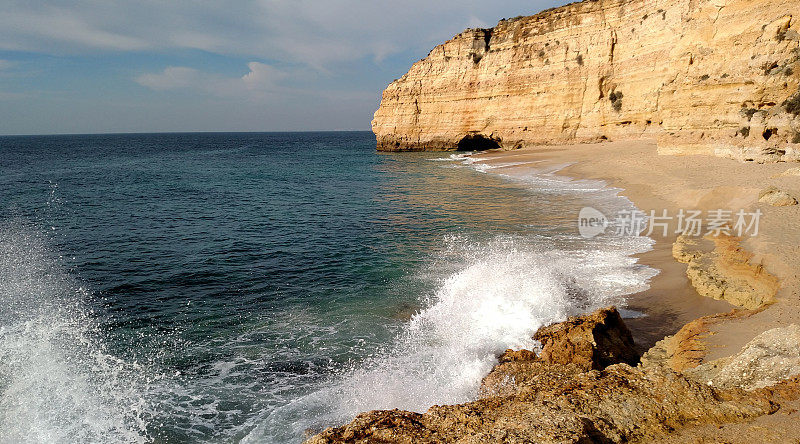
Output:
top-left (248, 175), bottom-right (656, 442)
top-left (0, 222), bottom-right (153, 443)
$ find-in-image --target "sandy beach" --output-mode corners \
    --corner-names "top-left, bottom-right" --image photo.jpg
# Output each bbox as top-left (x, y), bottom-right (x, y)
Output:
top-left (469, 140), bottom-right (800, 442)
top-left (309, 140), bottom-right (800, 443)
top-left (474, 140), bottom-right (800, 361)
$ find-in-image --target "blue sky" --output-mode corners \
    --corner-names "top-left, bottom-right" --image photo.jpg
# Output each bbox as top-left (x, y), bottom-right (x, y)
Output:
top-left (0, 0), bottom-right (568, 135)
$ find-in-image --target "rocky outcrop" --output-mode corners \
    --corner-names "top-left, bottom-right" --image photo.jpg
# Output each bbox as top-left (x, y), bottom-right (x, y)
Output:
top-left (640, 309), bottom-right (761, 373)
top-left (673, 234), bottom-right (779, 309)
top-left (759, 185), bottom-right (799, 205)
top-left (481, 307), bottom-right (639, 396)
top-left (532, 306), bottom-right (639, 370)
top-left (687, 324), bottom-right (800, 390)
top-left (307, 308), bottom-right (800, 444)
top-left (373, 0), bottom-right (800, 161)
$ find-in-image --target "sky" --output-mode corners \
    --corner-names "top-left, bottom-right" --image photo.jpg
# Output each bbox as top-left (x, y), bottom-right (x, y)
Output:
top-left (0, 0), bottom-right (568, 135)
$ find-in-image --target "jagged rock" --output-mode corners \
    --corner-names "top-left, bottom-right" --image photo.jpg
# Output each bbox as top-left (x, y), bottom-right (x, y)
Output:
top-left (759, 186), bottom-right (798, 206)
top-left (673, 235), bottom-right (779, 309)
top-left (306, 309), bottom-right (800, 443)
top-left (373, 0), bottom-right (800, 161)
top-left (481, 307), bottom-right (638, 397)
top-left (480, 360), bottom-right (586, 398)
top-left (639, 309), bottom-right (761, 375)
top-left (687, 325), bottom-right (800, 390)
top-left (533, 307), bottom-right (639, 370)
top-left (497, 349), bottom-right (537, 364)
top-left (307, 363), bottom-right (790, 444)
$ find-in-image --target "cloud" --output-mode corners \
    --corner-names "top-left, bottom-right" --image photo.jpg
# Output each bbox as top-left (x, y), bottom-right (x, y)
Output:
top-left (0, 60), bottom-right (13, 70)
top-left (135, 62), bottom-right (285, 99)
top-left (241, 62), bottom-right (284, 89)
top-left (1, 7), bottom-right (148, 51)
top-left (135, 67), bottom-right (204, 91)
top-left (0, 0), bottom-right (560, 69)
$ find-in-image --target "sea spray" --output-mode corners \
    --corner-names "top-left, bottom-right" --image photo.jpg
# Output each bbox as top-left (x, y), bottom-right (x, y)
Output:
top-left (249, 153), bottom-right (657, 442)
top-left (0, 133), bottom-right (659, 443)
top-left (249, 232), bottom-right (656, 442)
top-left (0, 222), bottom-right (151, 443)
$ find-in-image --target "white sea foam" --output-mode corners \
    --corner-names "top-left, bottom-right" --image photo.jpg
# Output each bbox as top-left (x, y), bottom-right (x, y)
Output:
top-left (250, 230), bottom-right (655, 441)
top-left (0, 222), bottom-right (151, 444)
top-left (246, 151), bottom-right (658, 442)
top-left (0, 154), bottom-right (656, 444)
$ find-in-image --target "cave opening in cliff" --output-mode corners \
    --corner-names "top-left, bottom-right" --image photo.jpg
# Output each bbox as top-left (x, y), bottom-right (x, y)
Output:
top-left (457, 134), bottom-right (501, 151)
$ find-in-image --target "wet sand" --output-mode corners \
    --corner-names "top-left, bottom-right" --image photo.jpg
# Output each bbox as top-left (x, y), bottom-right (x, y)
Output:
top-left (473, 140), bottom-right (800, 361)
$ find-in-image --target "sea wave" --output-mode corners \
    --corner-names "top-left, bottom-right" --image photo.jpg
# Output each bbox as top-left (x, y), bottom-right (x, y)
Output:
top-left (250, 233), bottom-right (655, 442)
top-left (0, 221), bottom-right (153, 443)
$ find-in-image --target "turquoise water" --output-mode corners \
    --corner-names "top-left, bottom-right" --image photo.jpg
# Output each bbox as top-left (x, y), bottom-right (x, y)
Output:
top-left (0, 132), bottom-right (655, 443)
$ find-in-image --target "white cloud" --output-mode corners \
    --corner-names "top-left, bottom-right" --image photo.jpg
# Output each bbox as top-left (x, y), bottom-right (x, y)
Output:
top-left (0, 0), bottom-right (563, 69)
top-left (0, 60), bottom-right (13, 70)
top-left (135, 67), bottom-right (204, 91)
top-left (2, 7), bottom-right (149, 51)
top-left (135, 62), bottom-right (285, 99)
top-left (241, 62), bottom-right (283, 89)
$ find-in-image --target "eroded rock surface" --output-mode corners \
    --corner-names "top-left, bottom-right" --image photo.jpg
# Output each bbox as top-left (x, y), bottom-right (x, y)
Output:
top-left (673, 234), bottom-right (779, 309)
top-left (481, 307), bottom-right (638, 397)
top-left (533, 306), bottom-right (639, 370)
top-left (306, 308), bottom-right (800, 444)
top-left (640, 311), bottom-right (747, 373)
top-left (688, 324), bottom-right (800, 390)
top-left (373, 0), bottom-right (800, 161)
top-left (759, 186), bottom-right (799, 206)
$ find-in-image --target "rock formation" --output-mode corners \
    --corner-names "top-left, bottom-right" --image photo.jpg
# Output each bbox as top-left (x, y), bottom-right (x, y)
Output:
top-left (672, 234), bottom-right (779, 309)
top-left (687, 324), bottom-right (800, 390)
top-left (481, 307), bottom-right (639, 397)
top-left (307, 308), bottom-right (800, 443)
top-left (531, 306), bottom-right (639, 370)
top-left (759, 185), bottom-right (799, 205)
top-left (373, 0), bottom-right (800, 161)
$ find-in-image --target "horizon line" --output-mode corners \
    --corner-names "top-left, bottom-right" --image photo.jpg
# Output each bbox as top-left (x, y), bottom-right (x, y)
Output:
top-left (0, 129), bottom-right (375, 138)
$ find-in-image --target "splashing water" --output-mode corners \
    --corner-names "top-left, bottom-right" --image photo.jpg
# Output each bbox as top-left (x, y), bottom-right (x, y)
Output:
top-left (248, 233), bottom-right (655, 441)
top-left (0, 222), bottom-right (152, 443)
top-left (0, 133), bottom-right (658, 443)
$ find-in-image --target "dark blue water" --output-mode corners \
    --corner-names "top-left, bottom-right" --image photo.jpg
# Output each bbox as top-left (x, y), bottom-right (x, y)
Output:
top-left (0, 132), bottom-right (655, 443)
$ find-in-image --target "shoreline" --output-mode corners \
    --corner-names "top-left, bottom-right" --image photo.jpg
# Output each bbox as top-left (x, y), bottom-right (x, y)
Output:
top-left (308, 139), bottom-right (800, 443)
top-left (473, 140), bottom-right (799, 363)
top-left (472, 142), bottom-right (732, 353)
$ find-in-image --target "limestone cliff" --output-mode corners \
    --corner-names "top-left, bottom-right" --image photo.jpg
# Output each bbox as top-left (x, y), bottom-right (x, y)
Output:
top-left (373, 0), bottom-right (800, 161)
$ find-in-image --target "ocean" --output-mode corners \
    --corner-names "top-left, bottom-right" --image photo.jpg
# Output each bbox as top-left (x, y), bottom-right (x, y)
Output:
top-left (0, 132), bottom-right (656, 443)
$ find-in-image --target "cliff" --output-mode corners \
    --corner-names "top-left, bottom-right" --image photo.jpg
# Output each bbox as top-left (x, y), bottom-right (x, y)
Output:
top-left (372, 0), bottom-right (800, 161)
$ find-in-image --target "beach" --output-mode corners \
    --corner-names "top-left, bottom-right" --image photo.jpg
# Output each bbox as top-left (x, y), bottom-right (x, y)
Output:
top-left (474, 140), bottom-right (800, 442)
top-left (475, 140), bottom-right (800, 360)
top-left (309, 139), bottom-right (800, 443)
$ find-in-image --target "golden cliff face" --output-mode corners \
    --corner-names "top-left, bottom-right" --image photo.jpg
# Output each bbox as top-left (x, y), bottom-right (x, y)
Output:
top-left (372, 0), bottom-right (800, 161)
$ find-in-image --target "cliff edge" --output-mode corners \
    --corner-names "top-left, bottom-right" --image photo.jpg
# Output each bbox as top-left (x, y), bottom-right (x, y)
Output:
top-left (372, 0), bottom-right (800, 161)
